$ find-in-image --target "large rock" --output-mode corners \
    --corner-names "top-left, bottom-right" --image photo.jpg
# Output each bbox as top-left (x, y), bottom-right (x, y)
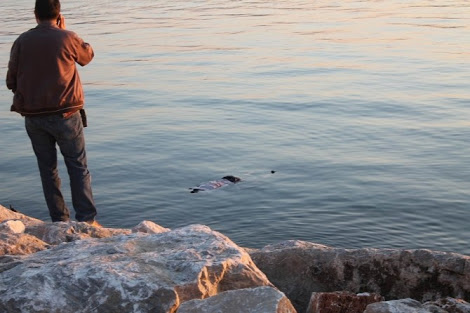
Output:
top-left (0, 232), bottom-right (49, 256)
top-left (424, 298), bottom-right (470, 313)
top-left (132, 220), bottom-right (170, 234)
top-left (250, 240), bottom-right (470, 312)
top-left (25, 221), bottom-right (132, 245)
top-left (0, 205), bottom-right (132, 256)
top-left (366, 298), bottom-right (470, 313)
top-left (0, 224), bottom-right (272, 313)
top-left (0, 204), bottom-right (43, 227)
top-left (364, 298), bottom-right (447, 313)
top-left (0, 220), bottom-right (26, 234)
top-left (177, 286), bottom-right (297, 313)
top-left (0, 255), bottom-right (24, 273)
top-left (306, 291), bottom-right (383, 313)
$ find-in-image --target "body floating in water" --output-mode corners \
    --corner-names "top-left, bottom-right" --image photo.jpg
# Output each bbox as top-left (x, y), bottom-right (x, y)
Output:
top-left (190, 175), bottom-right (241, 193)
top-left (189, 171), bottom-right (275, 193)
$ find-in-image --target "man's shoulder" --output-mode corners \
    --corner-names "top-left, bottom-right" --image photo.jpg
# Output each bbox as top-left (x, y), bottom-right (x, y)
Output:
top-left (15, 26), bottom-right (87, 50)
top-left (17, 27), bottom-right (38, 38)
top-left (21, 25), bottom-right (77, 36)
top-left (17, 25), bottom-right (61, 39)
top-left (58, 28), bottom-right (83, 42)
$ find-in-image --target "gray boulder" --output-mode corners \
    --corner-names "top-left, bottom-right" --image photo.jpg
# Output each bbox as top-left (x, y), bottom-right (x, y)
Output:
top-left (0, 224), bottom-right (272, 313)
top-left (177, 286), bottom-right (296, 313)
top-left (250, 240), bottom-right (470, 312)
top-left (364, 298), bottom-right (447, 313)
top-left (0, 255), bottom-right (24, 274)
top-left (424, 298), bottom-right (470, 313)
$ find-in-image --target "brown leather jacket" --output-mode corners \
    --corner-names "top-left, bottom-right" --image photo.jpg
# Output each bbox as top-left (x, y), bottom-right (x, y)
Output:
top-left (6, 20), bottom-right (94, 116)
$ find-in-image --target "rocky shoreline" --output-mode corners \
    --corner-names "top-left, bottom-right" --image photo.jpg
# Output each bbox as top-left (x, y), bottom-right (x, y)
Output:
top-left (0, 204), bottom-right (469, 313)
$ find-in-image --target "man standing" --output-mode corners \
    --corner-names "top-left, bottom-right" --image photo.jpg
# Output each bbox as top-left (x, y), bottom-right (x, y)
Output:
top-left (6, 0), bottom-right (100, 226)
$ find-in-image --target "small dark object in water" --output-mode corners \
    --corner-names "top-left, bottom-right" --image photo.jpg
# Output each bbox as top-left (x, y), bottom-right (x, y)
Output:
top-left (271, 170), bottom-right (276, 174)
top-left (9, 205), bottom-right (18, 212)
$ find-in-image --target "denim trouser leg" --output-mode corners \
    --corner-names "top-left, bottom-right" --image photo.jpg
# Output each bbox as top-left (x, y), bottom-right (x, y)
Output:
top-left (26, 120), bottom-right (69, 222)
top-left (25, 112), bottom-right (97, 222)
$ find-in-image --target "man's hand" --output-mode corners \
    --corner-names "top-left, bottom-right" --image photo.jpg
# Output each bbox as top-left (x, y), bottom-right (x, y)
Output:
top-left (57, 14), bottom-right (66, 29)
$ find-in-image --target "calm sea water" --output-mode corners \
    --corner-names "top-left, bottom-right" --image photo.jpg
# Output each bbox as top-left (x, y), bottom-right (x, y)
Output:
top-left (1, 0), bottom-right (469, 255)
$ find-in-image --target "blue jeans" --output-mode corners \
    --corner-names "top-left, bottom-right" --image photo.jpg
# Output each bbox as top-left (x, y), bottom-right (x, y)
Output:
top-left (25, 111), bottom-right (97, 222)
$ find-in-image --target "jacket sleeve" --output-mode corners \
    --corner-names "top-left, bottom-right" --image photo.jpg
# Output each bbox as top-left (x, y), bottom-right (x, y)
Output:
top-left (6, 39), bottom-right (19, 92)
top-left (73, 33), bottom-right (94, 66)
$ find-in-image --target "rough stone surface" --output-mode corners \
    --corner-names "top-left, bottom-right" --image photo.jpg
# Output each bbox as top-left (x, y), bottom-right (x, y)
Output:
top-left (424, 298), bottom-right (470, 313)
top-left (0, 224), bottom-right (272, 313)
top-left (0, 220), bottom-right (26, 234)
top-left (0, 255), bottom-right (24, 273)
top-left (25, 221), bottom-right (132, 245)
top-left (364, 298), bottom-right (447, 313)
top-left (250, 240), bottom-right (470, 312)
top-left (306, 291), bottom-right (383, 313)
top-left (0, 204), bottom-right (43, 227)
top-left (177, 286), bottom-right (296, 313)
top-left (0, 232), bottom-right (49, 256)
top-left (132, 220), bottom-right (170, 234)
top-left (2, 203), bottom-right (469, 313)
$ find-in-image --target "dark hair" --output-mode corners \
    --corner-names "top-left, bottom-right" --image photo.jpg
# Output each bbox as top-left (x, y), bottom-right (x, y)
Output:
top-left (222, 176), bottom-right (241, 183)
top-left (35, 0), bottom-right (61, 20)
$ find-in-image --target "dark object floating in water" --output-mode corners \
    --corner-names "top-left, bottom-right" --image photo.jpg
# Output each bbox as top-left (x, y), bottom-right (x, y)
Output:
top-left (222, 175), bottom-right (241, 183)
top-left (189, 171), bottom-right (276, 193)
top-left (190, 175), bottom-right (241, 193)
